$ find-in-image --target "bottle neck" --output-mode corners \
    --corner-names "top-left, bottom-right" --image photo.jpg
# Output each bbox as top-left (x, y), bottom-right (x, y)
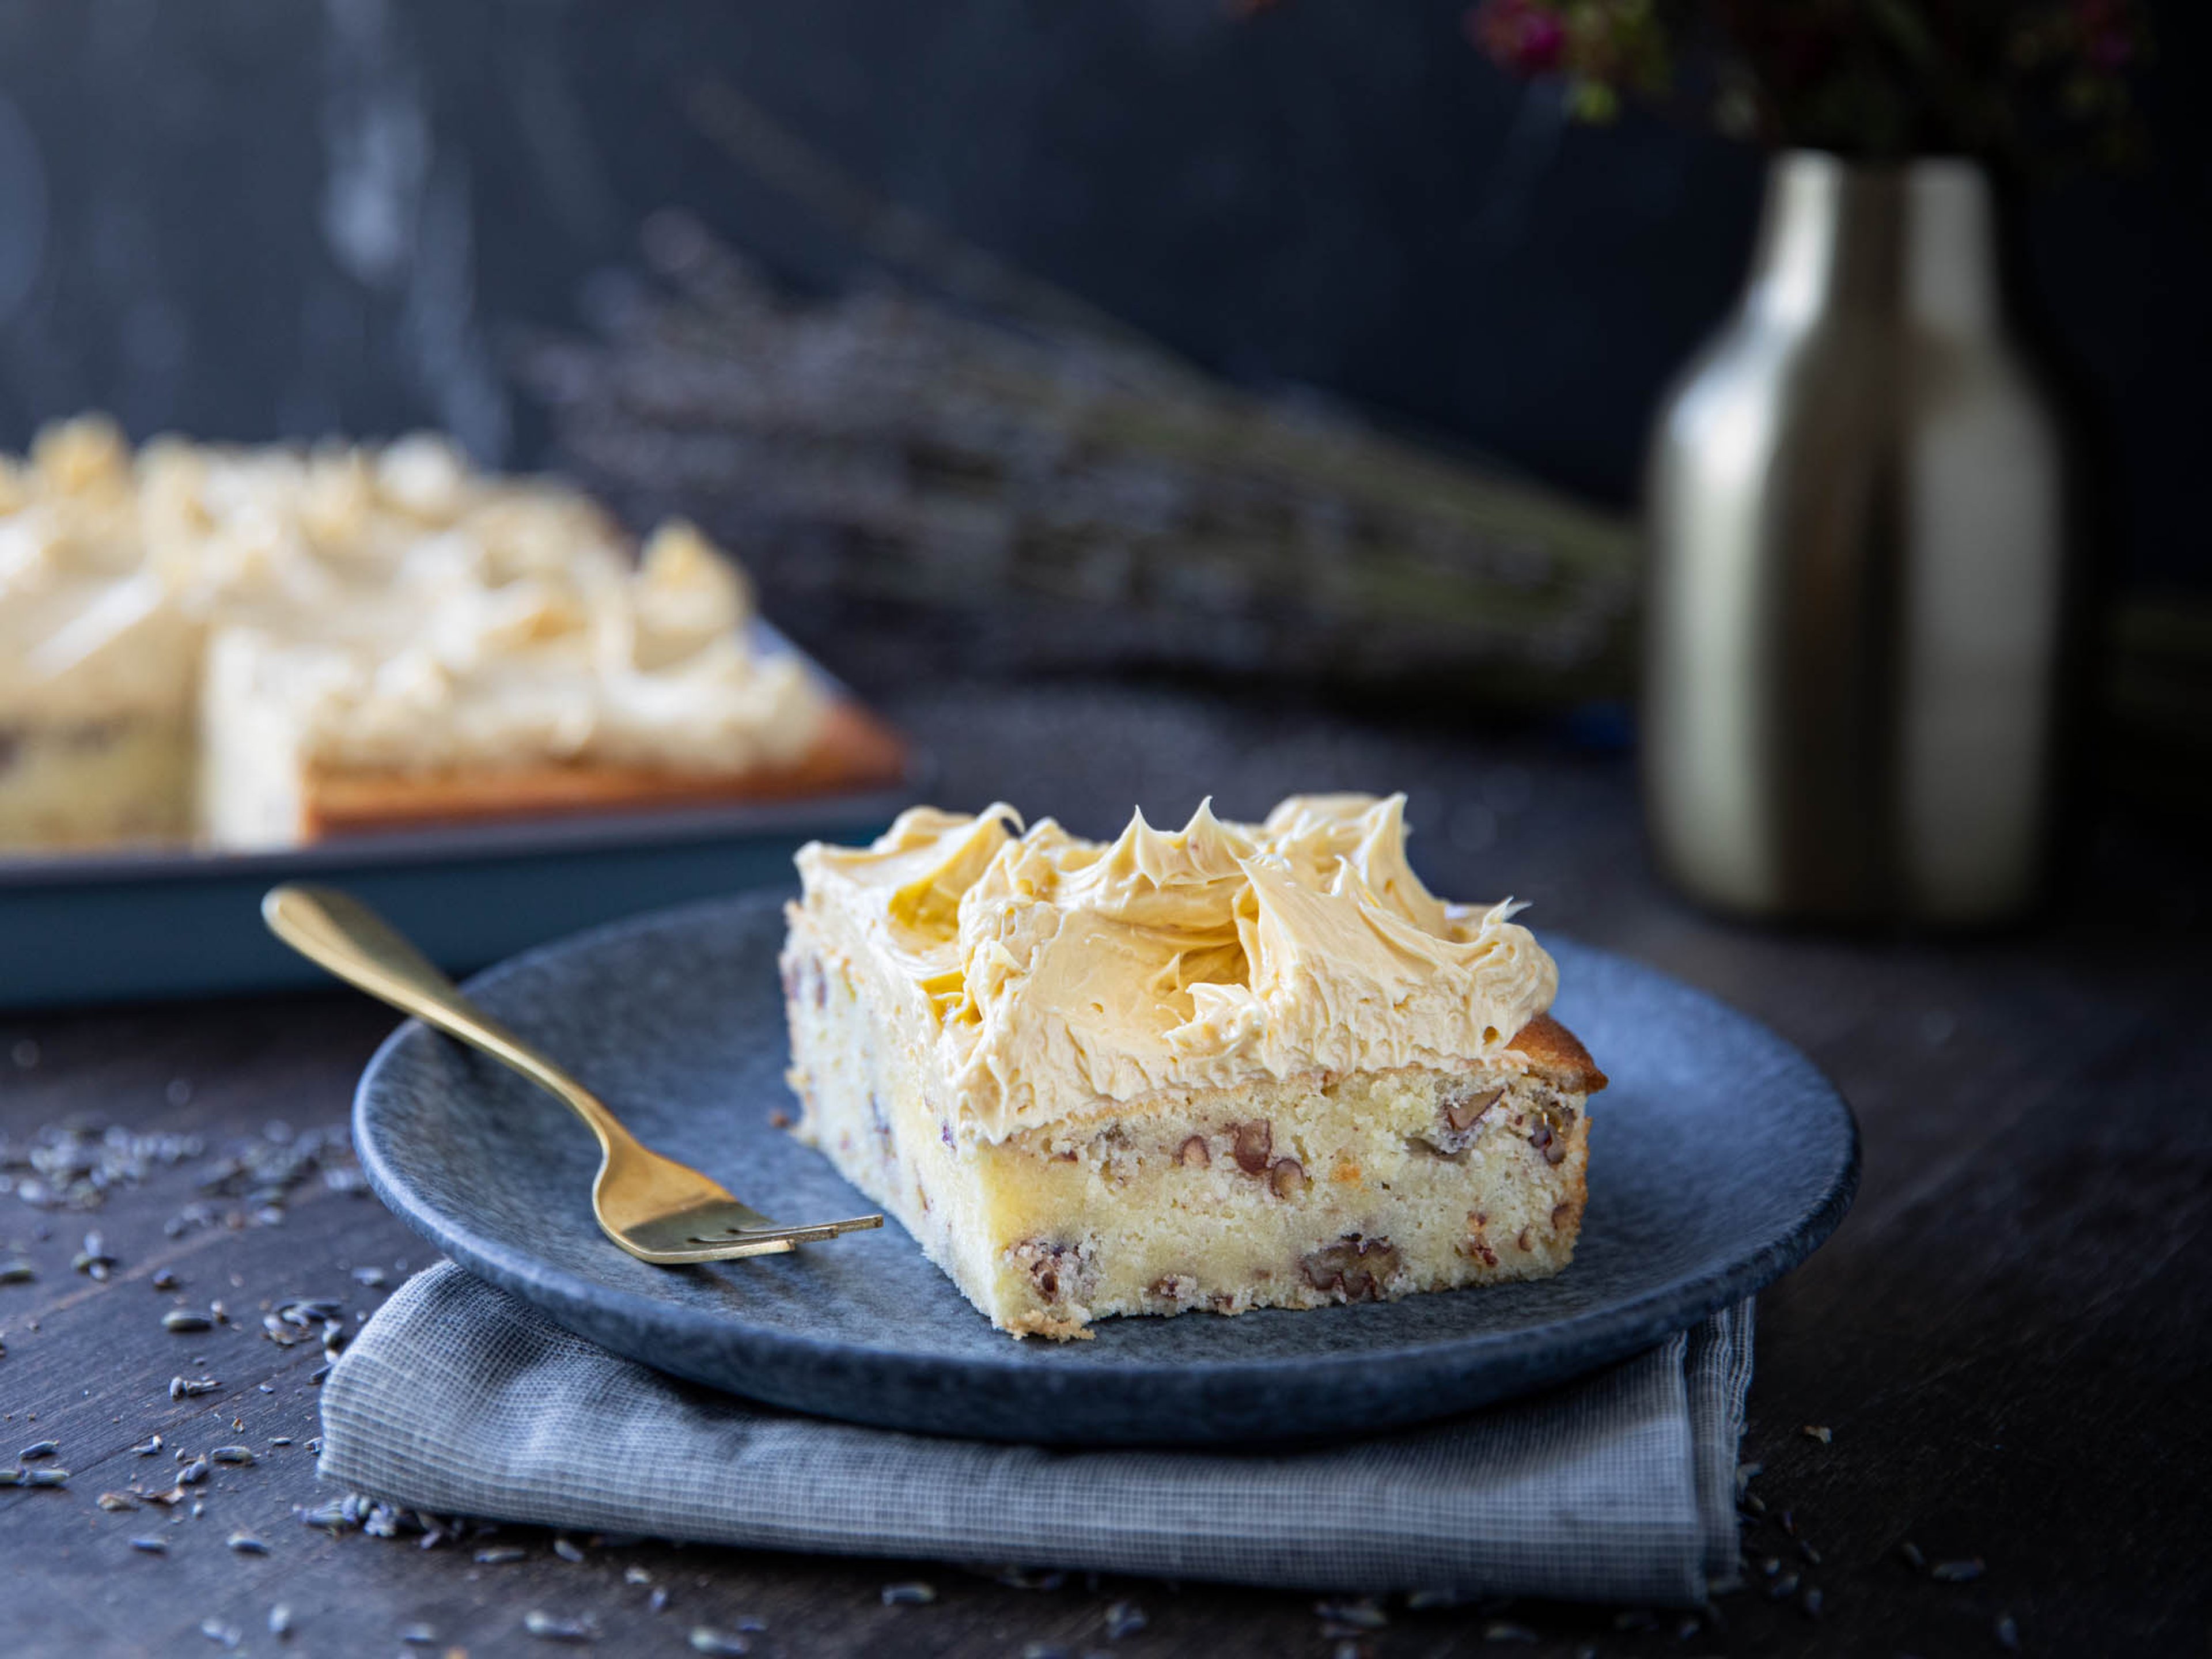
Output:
top-left (1745, 151), bottom-right (2004, 336)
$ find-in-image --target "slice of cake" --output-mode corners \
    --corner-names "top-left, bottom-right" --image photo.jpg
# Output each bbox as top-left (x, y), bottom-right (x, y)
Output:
top-left (191, 520), bottom-right (889, 849)
top-left (782, 793), bottom-right (1605, 1339)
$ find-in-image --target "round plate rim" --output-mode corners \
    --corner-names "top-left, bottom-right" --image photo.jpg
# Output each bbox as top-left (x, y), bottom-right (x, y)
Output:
top-left (352, 891), bottom-right (1860, 1441)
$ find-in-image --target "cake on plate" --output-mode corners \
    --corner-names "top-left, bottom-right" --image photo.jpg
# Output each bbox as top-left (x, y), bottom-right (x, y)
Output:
top-left (781, 793), bottom-right (1605, 1339)
top-left (0, 416), bottom-right (902, 853)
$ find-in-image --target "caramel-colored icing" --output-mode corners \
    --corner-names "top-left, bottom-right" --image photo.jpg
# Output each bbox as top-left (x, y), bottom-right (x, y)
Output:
top-left (793, 794), bottom-right (1558, 1141)
top-left (0, 415), bottom-right (821, 771)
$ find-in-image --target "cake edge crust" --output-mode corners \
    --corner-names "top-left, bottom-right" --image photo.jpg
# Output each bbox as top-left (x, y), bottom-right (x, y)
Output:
top-left (294, 698), bottom-right (906, 840)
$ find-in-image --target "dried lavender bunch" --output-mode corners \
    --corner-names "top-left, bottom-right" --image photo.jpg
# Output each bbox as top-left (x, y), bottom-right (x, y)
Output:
top-left (522, 212), bottom-right (1634, 700)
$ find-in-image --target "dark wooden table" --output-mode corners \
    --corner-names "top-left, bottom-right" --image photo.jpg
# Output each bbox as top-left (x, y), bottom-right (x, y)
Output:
top-left (3, 681), bottom-right (2206, 1657)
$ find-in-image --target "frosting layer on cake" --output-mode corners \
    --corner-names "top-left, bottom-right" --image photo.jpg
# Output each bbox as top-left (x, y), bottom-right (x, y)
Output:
top-left (0, 416), bottom-right (824, 781)
top-left (793, 794), bottom-right (1558, 1140)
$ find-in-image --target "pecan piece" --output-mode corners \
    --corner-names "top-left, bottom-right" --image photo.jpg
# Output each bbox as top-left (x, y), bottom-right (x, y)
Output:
top-left (1178, 1135), bottom-right (1211, 1169)
top-left (1268, 1158), bottom-right (1308, 1199)
top-left (1430, 1079), bottom-right (1505, 1155)
top-left (1148, 1274), bottom-right (1199, 1309)
top-left (1232, 1119), bottom-right (1273, 1175)
top-left (1301, 1236), bottom-right (1400, 1302)
top-left (1010, 1240), bottom-right (1092, 1306)
top-left (1460, 1211), bottom-right (1499, 1267)
top-left (1528, 1120), bottom-right (1569, 1165)
top-left (1442, 1082), bottom-right (1504, 1133)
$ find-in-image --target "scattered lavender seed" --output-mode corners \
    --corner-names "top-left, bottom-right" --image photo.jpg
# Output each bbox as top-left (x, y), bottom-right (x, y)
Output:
top-left (176, 1458), bottom-right (210, 1486)
top-left (98, 1492), bottom-right (141, 1511)
top-left (1482, 1622), bottom-right (1539, 1643)
top-left (152, 1270), bottom-right (179, 1290)
top-left (308, 1363), bottom-right (329, 1385)
top-left (553, 1536), bottom-right (587, 1563)
top-left (210, 1445), bottom-right (255, 1465)
top-left (1019, 1645), bottom-right (1068, 1659)
top-left (26, 1467), bottom-right (68, 1486)
top-left (522, 1610), bottom-right (596, 1643)
top-left (199, 1619), bottom-right (240, 1647)
top-left (351, 1266), bottom-right (387, 1288)
top-left (476, 1546), bottom-right (528, 1564)
top-left (1104, 1601), bottom-right (1147, 1639)
top-left (170, 1376), bottom-right (218, 1399)
top-left (1802, 1587), bottom-right (1824, 1619)
top-left (130, 1536), bottom-right (169, 1554)
top-left (1801, 1424), bottom-right (1832, 1444)
top-left (0, 1262), bottom-right (35, 1284)
top-left (1931, 1558), bottom-right (1986, 1583)
top-left (227, 1532), bottom-right (270, 1554)
top-left (270, 1435), bottom-right (291, 1446)
top-left (624, 1565), bottom-right (653, 1586)
top-left (19, 1440), bottom-right (58, 1460)
top-left (688, 1631), bottom-right (749, 1657)
top-left (1995, 1613), bottom-right (2021, 1651)
top-left (1613, 1611), bottom-right (1658, 1632)
top-left (881, 1581), bottom-right (938, 1605)
top-left (648, 1588), bottom-right (671, 1615)
top-left (1769, 1572), bottom-right (1800, 1599)
top-left (1316, 1597), bottom-right (1388, 1630)
top-left (1674, 1615), bottom-right (1702, 1639)
top-left (1899, 1541), bottom-right (1926, 1571)
top-left (1761, 1557), bottom-right (1782, 1577)
top-left (162, 1310), bottom-right (213, 1334)
top-left (0, 1469), bottom-right (22, 1487)
top-left (1778, 1509), bottom-right (1798, 1538)
top-left (399, 1625), bottom-right (437, 1646)
top-left (1741, 1492), bottom-right (1768, 1516)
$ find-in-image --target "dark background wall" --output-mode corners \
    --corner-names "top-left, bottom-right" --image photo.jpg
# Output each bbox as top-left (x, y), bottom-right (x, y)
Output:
top-left (0, 0), bottom-right (2200, 588)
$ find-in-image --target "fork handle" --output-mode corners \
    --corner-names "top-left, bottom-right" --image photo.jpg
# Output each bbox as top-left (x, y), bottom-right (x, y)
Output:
top-left (262, 884), bottom-right (637, 1159)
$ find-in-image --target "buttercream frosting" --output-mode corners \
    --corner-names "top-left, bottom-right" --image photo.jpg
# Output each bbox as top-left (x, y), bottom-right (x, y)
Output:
top-left (794, 793), bottom-right (1558, 1141)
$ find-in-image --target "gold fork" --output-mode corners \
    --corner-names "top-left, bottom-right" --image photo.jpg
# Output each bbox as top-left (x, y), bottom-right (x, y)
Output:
top-left (263, 884), bottom-right (882, 1264)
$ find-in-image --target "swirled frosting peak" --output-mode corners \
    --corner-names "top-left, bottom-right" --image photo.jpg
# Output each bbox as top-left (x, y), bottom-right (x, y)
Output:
top-left (793, 794), bottom-right (1558, 1140)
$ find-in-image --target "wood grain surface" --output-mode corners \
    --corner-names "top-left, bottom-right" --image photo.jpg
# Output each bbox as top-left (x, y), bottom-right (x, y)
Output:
top-left (2, 681), bottom-right (2205, 1657)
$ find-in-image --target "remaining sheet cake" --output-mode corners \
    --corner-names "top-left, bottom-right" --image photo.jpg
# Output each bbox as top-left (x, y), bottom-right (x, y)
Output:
top-left (0, 415), bottom-right (900, 853)
top-left (781, 793), bottom-right (1606, 1339)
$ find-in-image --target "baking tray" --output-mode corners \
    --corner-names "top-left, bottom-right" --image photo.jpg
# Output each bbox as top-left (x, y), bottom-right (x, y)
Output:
top-left (0, 627), bottom-right (920, 1010)
top-left (0, 783), bottom-right (917, 1011)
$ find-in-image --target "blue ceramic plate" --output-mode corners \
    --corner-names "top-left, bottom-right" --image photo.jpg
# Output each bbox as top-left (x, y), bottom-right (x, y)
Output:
top-left (355, 892), bottom-right (1858, 1446)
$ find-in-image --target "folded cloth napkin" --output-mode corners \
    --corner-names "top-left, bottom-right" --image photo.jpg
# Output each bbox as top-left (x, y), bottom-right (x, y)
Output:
top-left (320, 1262), bottom-right (1751, 1605)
